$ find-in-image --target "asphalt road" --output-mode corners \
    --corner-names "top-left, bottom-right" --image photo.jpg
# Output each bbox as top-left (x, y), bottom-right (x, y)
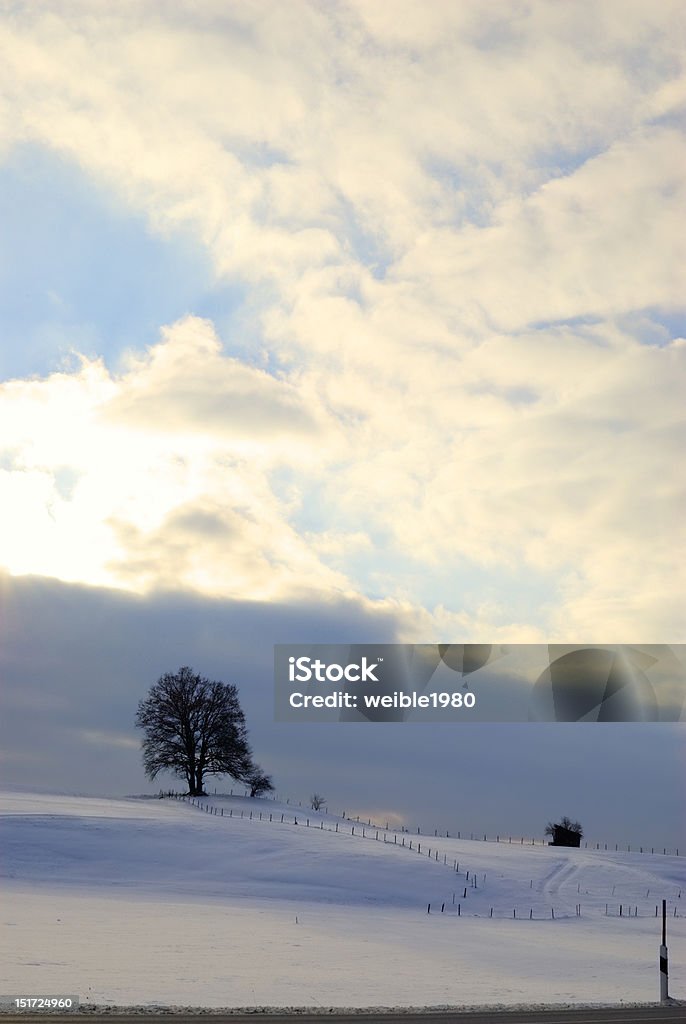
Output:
top-left (1, 1007), bottom-right (685, 1024)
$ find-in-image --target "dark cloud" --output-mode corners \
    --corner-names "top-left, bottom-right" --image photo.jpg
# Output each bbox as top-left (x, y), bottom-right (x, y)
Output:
top-left (0, 571), bottom-right (684, 850)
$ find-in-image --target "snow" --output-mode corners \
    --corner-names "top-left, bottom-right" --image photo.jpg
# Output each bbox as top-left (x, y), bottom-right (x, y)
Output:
top-left (1, 791), bottom-right (684, 1009)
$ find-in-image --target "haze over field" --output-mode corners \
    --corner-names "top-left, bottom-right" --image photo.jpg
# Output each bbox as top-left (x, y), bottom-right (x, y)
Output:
top-left (0, 2), bottom-right (684, 845)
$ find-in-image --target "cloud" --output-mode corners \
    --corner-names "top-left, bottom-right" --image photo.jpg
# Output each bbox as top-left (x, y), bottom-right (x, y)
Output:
top-left (0, 3), bottom-right (685, 639)
top-left (0, 571), bottom-right (683, 848)
top-left (0, 316), bottom-right (355, 600)
top-left (2, 1), bottom-right (683, 281)
top-left (79, 729), bottom-right (139, 751)
top-left (104, 317), bottom-right (324, 443)
top-left (0, 569), bottom-right (403, 796)
top-left (398, 127), bottom-right (686, 331)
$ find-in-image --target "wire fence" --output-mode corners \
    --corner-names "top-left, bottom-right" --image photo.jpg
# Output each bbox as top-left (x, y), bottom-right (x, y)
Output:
top-left (160, 790), bottom-right (684, 922)
top-left (425, 901), bottom-right (683, 920)
top-left (160, 788), bottom-right (682, 856)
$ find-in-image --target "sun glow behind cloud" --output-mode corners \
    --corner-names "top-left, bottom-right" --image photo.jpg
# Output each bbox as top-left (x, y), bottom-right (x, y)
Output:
top-left (0, 318), bottom-right (353, 601)
top-left (0, 1), bottom-right (684, 640)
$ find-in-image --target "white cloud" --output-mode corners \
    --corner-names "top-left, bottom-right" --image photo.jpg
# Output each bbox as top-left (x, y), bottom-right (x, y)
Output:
top-left (397, 127), bottom-right (686, 331)
top-left (106, 317), bottom-right (327, 447)
top-left (1, 2), bottom-right (684, 639)
top-left (0, 317), bottom-right (351, 600)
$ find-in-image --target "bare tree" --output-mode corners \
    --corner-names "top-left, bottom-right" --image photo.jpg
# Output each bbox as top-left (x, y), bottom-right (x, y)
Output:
top-left (135, 666), bottom-right (264, 796)
top-left (310, 793), bottom-right (326, 811)
top-left (248, 770), bottom-right (274, 798)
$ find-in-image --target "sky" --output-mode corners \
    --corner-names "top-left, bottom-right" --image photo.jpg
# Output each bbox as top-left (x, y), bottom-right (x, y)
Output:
top-left (0, 1), bottom-right (685, 848)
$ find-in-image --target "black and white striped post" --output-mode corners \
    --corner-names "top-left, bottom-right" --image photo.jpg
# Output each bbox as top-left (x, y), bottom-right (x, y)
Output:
top-left (660, 899), bottom-right (669, 1002)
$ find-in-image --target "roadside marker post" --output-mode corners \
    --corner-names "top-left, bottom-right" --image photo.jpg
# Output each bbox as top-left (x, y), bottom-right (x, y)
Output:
top-left (660, 899), bottom-right (669, 1002)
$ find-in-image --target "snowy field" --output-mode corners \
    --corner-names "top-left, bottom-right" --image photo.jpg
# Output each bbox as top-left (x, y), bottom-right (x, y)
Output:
top-left (1, 791), bottom-right (684, 1010)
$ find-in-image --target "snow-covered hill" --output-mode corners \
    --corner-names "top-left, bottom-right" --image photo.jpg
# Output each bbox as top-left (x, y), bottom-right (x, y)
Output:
top-left (1, 791), bottom-right (684, 1009)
